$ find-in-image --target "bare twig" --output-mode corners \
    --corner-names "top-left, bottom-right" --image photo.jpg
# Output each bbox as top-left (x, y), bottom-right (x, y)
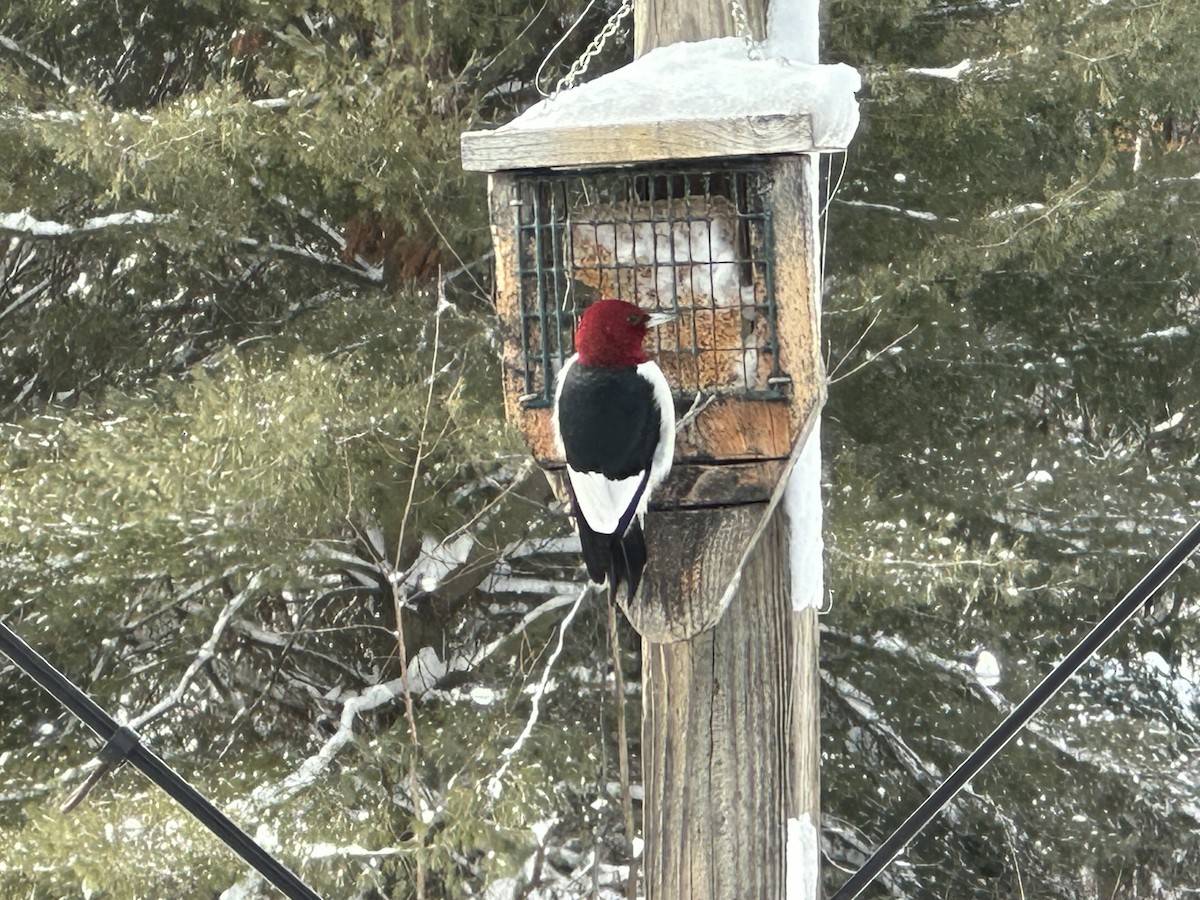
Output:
top-left (487, 585), bottom-right (590, 801)
top-left (607, 600), bottom-right (639, 900)
top-left (387, 290), bottom-right (457, 900)
top-left (675, 391), bottom-right (716, 432)
top-left (826, 324), bottom-right (918, 385)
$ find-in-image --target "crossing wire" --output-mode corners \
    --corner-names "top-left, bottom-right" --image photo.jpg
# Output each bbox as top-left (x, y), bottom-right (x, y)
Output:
top-left (0, 621), bottom-right (322, 900)
top-left (832, 516), bottom-right (1200, 900)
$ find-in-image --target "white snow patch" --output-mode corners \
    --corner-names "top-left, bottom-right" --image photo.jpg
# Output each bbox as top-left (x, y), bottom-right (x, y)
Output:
top-left (784, 421), bottom-right (823, 611)
top-left (1141, 325), bottom-right (1189, 341)
top-left (467, 686), bottom-right (499, 706)
top-left (508, 38), bottom-right (860, 151)
top-left (908, 59), bottom-right (972, 80)
top-left (1150, 410), bottom-right (1184, 434)
top-left (1143, 651), bottom-right (1171, 676)
top-left (309, 842), bottom-right (404, 860)
top-left (407, 646), bottom-right (448, 695)
top-left (392, 532), bottom-right (474, 593)
top-left (990, 202), bottom-right (1046, 219)
top-left (786, 813), bottom-right (820, 900)
top-left (531, 818), bottom-right (556, 846)
top-left (974, 650), bottom-right (1001, 687)
top-left (0, 209), bottom-right (172, 236)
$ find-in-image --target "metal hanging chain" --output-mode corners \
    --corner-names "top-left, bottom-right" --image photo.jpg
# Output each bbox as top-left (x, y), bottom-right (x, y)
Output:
top-left (0, 621), bottom-right (323, 900)
top-left (546, 0), bottom-right (761, 100)
top-left (727, 0), bottom-right (762, 60)
top-left (551, 0), bottom-right (634, 98)
top-left (831, 515), bottom-right (1200, 900)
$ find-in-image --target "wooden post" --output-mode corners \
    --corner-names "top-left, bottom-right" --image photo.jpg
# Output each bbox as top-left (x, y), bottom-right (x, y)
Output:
top-left (634, 0), bottom-right (766, 58)
top-left (627, 3), bottom-right (824, 899)
top-left (461, 3), bottom-right (855, 895)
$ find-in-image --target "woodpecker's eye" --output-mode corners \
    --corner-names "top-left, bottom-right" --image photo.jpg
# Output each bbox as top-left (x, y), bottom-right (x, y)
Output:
top-left (627, 313), bottom-right (648, 325)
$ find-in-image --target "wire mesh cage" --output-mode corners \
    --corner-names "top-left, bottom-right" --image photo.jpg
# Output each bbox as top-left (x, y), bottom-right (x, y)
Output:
top-left (511, 163), bottom-right (786, 408)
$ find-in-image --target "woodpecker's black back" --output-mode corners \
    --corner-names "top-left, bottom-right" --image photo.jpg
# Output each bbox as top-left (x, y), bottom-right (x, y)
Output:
top-left (556, 363), bottom-right (663, 601)
top-left (556, 365), bottom-right (661, 478)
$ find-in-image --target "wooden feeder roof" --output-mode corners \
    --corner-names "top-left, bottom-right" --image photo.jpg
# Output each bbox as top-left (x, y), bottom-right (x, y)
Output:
top-left (461, 37), bottom-right (860, 173)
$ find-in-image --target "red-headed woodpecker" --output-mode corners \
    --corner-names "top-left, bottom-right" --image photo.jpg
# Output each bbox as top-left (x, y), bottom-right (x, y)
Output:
top-left (552, 298), bottom-right (676, 601)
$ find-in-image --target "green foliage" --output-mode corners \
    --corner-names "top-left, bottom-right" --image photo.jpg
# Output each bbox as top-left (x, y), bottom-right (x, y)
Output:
top-left (822, 1), bottom-right (1200, 894)
top-left (1, 1), bottom-right (631, 897)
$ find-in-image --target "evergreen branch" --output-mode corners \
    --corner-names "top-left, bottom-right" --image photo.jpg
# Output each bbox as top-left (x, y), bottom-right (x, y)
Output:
top-left (0, 209), bottom-right (175, 239)
top-left (247, 175), bottom-right (385, 283)
top-left (824, 672), bottom-right (961, 811)
top-left (829, 629), bottom-right (1200, 811)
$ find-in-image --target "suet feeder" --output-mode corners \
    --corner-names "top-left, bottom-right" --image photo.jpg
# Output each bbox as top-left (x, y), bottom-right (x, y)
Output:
top-left (462, 39), bottom-right (859, 630)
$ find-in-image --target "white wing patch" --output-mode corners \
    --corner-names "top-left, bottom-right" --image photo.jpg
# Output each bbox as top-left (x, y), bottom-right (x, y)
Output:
top-left (637, 360), bottom-right (675, 494)
top-left (568, 467), bottom-right (646, 535)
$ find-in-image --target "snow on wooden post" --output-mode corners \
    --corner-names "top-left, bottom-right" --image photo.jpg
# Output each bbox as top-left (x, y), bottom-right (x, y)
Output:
top-left (461, 2), bottom-right (857, 896)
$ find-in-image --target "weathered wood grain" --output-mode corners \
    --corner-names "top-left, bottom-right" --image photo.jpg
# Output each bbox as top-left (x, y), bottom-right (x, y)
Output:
top-left (634, 0), bottom-right (765, 58)
top-left (621, 505), bottom-right (761, 641)
top-left (641, 508), bottom-right (800, 900)
top-left (461, 115), bottom-right (816, 173)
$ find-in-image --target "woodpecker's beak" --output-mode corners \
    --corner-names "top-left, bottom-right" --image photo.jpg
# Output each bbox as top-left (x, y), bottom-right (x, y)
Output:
top-left (645, 311), bottom-right (676, 329)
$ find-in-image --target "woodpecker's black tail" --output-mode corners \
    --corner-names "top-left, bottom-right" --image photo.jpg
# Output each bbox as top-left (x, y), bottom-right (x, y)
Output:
top-left (572, 504), bottom-right (647, 602)
top-left (610, 519), bottom-right (647, 602)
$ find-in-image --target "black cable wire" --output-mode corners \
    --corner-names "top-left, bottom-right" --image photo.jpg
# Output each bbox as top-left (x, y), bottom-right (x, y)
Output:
top-left (0, 621), bottom-right (322, 900)
top-left (832, 517), bottom-right (1200, 900)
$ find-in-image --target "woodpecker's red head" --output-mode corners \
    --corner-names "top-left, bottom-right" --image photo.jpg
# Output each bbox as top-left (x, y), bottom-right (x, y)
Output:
top-left (575, 298), bottom-right (674, 368)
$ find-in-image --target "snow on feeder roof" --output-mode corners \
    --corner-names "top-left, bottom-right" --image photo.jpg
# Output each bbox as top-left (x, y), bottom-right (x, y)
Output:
top-left (461, 37), bottom-right (860, 171)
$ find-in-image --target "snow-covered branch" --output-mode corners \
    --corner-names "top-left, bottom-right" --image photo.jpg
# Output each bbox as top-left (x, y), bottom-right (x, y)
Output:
top-left (0, 275), bottom-right (51, 322)
top-left (834, 198), bottom-right (947, 223)
top-left (244, 676), bottom-right (415, 810)
top-left (0, 209), bottom-right (175, 239)
top-left (0, 34), bottom-right (65, 84)
top-left (237, 588), bottom-right (587, 815)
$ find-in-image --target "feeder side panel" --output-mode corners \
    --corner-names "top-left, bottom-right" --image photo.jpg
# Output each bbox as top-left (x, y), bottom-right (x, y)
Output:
top-left (490, 172), bottom-right (556, 461)
top-left (770, 155), bottom-right (824, 436)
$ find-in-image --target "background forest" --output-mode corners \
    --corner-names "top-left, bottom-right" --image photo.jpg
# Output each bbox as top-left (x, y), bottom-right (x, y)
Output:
top-left (3, 1), bottom-right (1200, 898)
